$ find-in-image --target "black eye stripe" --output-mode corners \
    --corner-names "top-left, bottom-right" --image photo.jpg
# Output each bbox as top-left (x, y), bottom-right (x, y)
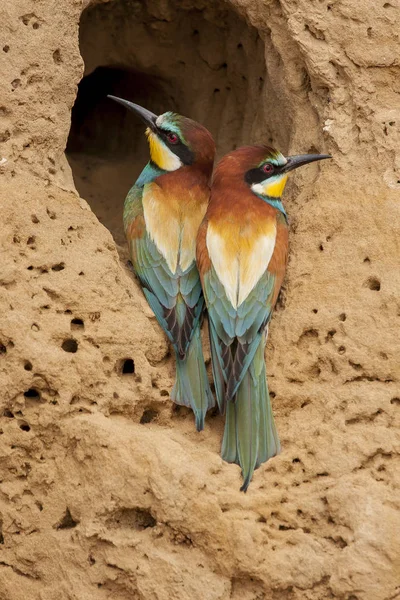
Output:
top-left (245, 164), bottom-right (283, 185)
top-left (156, 128), bottom-right (194, 166)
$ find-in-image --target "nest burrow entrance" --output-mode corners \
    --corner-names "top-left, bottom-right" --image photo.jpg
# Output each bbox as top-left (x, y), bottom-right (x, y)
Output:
top-left (66, 0), bottom-right (289, 245)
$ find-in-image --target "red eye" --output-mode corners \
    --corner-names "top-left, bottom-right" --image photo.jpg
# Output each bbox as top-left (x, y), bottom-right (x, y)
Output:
top-left (262, 163), bottom-right (274, 174)
top-left (167, 132), bottom-right (179, 144)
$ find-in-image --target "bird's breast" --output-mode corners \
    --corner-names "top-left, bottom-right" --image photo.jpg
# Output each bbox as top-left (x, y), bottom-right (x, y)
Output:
top-left (206, 214), bottom-right (277, 309)
top-left (143, 181), bottom-right (208, 274)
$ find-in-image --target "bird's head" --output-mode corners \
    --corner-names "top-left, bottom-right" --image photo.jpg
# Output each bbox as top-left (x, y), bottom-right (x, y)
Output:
top-left (214, 145), bottom-right (331, 216)
top-left (108, 95), bottom-right (215, 173)
top-left (244, 146), bottom-right (331, 200)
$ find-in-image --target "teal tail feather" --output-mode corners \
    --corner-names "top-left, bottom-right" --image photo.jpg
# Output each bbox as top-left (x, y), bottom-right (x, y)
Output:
top-left (221, 334), bottom-right (280, 491)
top-left (171, 326), bottom-right (215, 431)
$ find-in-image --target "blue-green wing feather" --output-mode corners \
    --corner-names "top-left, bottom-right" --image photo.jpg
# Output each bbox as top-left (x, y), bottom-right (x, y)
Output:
top-left (203, 265), bottom-right (277, 403)
top-left (204, 262), bottom-right (281, 487)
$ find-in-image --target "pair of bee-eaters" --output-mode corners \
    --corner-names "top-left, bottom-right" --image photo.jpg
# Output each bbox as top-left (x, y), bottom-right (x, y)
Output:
top-left (108, 95), bottom-right (330, 491)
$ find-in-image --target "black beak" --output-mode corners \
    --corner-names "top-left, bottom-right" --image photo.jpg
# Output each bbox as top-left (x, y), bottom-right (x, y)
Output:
top-left (107, 95), bottom-right (158, 131)
top-left (283, 153), bottom-right (332, 173)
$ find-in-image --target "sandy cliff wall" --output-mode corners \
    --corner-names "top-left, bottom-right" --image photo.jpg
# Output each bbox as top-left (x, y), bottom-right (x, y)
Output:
top-left (0, 0), bottom-right (399, 599)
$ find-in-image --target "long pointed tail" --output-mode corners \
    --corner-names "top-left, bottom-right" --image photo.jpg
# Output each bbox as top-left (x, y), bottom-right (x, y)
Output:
top-left (221, 334), bottom-right (280, 491)
top-left (171, 326), bottom-right (215, 431)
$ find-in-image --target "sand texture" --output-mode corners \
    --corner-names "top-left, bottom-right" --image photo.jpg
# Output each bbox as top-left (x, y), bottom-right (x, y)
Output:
top-left (0, 0), bottom-right (399, 599)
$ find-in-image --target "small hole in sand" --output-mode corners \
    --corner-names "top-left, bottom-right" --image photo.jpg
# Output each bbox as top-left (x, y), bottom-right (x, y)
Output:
top-left (349, 360), bottom-right (362, 371)
top-left (55, 508), bottom-right (78, 530)
top-left (62, 339), bottom-right (78, 353)
top-left (53, 49), bottom-right (63, 64)
top-left (70, 318), bottom-right (84, 331)
top-left (24, 361), bottom-right (33, 371)
top-left (257, 515), bottom-right (267, 523)
top-left (140, 408), bottom-right (158, 424)
top-left (24, 388), bottom-right (41, 400)
top-left (19, 423), bottom-right (31, 432)
top-left (121, 358), bottom-right (135, 374)
top-left (51, 263), bottom-right (65, 272)
top-left (365, 277), bottom-right (381, 291)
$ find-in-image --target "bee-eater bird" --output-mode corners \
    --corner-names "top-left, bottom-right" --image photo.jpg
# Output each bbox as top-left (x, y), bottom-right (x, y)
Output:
top-left (108, 95), bottom-right (216, 431)
top-left (196, 145), bottom-right (331, 490)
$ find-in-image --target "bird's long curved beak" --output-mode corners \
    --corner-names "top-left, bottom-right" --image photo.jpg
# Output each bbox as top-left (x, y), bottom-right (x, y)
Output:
top-left (283, 153), bottom-right (332, 173)
top-left (107, 95), bottom-right (158, 131)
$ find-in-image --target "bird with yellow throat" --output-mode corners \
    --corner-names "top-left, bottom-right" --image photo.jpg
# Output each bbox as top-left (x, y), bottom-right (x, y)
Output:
top-left (197, 145), bottom-right (331, 490)
top-left (108, 95), bottom-right (216, 431)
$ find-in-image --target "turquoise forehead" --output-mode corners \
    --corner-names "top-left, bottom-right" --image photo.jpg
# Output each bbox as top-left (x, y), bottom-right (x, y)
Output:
top-left (258, 150), bottom-right (287, 167)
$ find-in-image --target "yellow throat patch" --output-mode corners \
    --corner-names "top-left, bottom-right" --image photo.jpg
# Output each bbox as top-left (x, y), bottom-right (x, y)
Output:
top-left (253, 174), bottom-right (288, 198)
top-left (146, 129), bottom-right (181, 171)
